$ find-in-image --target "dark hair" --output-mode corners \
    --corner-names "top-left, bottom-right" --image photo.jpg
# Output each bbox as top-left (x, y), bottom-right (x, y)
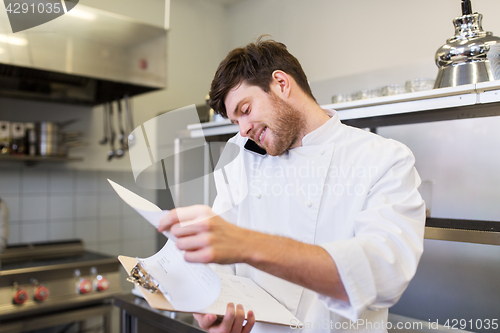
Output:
top-left (209, 36), bottom-right (316, 118)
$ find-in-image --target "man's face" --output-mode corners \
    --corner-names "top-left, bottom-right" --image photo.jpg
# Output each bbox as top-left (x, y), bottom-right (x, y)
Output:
top-left (225, 81), bottom-right (305, 156)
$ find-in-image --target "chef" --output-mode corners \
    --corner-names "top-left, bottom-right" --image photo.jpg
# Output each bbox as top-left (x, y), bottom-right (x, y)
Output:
top-left (159, 37), bottom-right (426, 333)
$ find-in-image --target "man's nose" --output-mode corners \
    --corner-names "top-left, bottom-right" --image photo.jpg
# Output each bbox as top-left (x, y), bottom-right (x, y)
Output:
top-left (239, 119), bottom-right (253, 137)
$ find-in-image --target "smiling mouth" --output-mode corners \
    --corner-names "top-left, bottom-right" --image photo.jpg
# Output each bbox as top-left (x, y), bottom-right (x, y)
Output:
top-left (258, 127), bottom-right (267, 144)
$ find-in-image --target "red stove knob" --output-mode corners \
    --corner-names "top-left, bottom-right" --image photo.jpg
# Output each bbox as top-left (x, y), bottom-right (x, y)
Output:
top-left (78, 279), bottom-right (93, 294)
top-left (13, 289), bottom-right (28, 305)
top-left (34, 285), bottom-right (50, 301)
top-left (96, 277), bottom-right (110, 292)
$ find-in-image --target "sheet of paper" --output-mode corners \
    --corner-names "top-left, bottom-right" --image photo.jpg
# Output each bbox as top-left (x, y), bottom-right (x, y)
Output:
top-left (107, 179), bottom-right (177, 241)
top-left (110, 180), bottom-right (300, 325)
top-left (118, 255), bottom-right (301, 326)
top-left (140, 240), bottom-right (221, 312)
top-left (202, 273), bottom-right (302, 326)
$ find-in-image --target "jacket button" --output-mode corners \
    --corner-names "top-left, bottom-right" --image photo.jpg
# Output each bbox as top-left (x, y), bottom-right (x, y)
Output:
top-left (321, 150), bottom-right (326, 155)
top-left (306, 200), bottom-right (313, 207)
top-left (256, 193), bottom-right (262, 199)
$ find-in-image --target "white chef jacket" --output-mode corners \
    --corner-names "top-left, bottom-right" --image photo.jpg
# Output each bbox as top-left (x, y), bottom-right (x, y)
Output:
top-left (211, 110), bottom-right (425, 333)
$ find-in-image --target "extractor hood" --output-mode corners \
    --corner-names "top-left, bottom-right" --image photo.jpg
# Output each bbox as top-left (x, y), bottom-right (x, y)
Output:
top-left (0, 5), bottom-right (167, 105)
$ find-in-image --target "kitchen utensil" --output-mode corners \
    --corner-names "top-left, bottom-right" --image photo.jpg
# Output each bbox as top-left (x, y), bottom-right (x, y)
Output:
top-left (24, 122), bottom-right (36, 156)
top-left (59, 130), bottom-right (86, 156)
top-left (434, 0), bottom-right (500, 88)
top-left (405, 78), bottom-right (435, 93)
top-left (99, 104), bottom-right (109, 145)
top-left (124, 95), bottom-right (135, 147)
top-left (36, 120), bottom-right (79, 156)
top-left (107, 102), bottom-right (116, 161)
top-left (115, 99), bottom-right (125, 158)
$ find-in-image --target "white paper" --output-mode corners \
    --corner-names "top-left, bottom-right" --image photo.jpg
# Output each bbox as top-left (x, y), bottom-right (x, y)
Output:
top-left (203, 273), bottom-right (301, 326)
top-left (110, 179), bottom-right (301, 325)
top-left (107, 179), bottom-right (177, 241)
top-left (140, 240), bottom-right (222, 312)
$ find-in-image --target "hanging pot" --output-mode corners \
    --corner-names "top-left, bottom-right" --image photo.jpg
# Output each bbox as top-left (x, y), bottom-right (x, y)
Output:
top-left (35, 119), bottom-right (78, 156)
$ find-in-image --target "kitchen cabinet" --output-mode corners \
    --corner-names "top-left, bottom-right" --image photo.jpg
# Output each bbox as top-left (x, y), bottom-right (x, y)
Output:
top-left (177, 81), bottom-right (500, 246)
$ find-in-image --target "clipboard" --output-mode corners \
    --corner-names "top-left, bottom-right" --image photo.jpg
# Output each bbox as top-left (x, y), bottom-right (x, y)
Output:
top-left (110, 178), bottom-right (302, 326)
top-left (119, 255), bottom-right (177, 311)
top-left (118, 254), bottom-right (302, 326)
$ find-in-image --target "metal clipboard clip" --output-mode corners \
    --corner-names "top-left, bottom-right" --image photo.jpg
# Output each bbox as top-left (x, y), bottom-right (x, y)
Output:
top-left (126, 259), bottom-right (160, 294)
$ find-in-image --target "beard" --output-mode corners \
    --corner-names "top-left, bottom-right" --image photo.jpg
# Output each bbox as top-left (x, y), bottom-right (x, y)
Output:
top-left (260, 92), bottom-right (305, 156)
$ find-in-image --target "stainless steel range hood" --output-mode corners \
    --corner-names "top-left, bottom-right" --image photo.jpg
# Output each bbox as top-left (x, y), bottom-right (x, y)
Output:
top-left (0, 5), bottom-right (167, 105)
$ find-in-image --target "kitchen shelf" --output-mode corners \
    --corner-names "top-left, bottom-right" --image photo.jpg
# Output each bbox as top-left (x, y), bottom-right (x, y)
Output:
top-left (425, 218), bottom-right (500, 246)
top-left (0, 154), bottom-right (83, 165)
top-left (182, 81), bottom-right (500, 245)
top-left (325, 81), bottom-right (500, 128)
top-left (186, 81), bottom-right (500, 138)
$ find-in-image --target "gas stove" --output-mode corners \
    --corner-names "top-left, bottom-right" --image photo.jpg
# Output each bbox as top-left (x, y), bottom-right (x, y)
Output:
top-left (0, 240), bottom-right (121, 332)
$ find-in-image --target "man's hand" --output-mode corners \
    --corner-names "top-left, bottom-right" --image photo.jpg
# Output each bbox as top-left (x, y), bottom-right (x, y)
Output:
top-left (158, 205), bottom-right (255, 264)
top-left (193, 303), bottom-right (255, 333)
top-left (158, 205), bottom-right (349, 302)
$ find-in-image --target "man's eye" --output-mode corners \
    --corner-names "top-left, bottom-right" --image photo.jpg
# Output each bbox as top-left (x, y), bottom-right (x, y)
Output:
top-left (242, 107), bottom-right (250, 115)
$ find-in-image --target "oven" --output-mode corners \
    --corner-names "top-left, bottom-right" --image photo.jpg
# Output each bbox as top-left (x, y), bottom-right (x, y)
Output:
top-left (0, 240), bottom-right (121, 333)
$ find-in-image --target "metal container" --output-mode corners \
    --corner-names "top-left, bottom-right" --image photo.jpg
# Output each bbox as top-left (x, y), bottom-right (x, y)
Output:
top-left (36, 122), bottom-right (63, 156)
top-left (35, 120), bottom-right (78, 156)
top-left (434, 0), bottom-right (500, 88)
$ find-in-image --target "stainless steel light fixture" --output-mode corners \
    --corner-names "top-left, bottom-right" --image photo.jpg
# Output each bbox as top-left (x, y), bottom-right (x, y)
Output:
top-left (434, 0), bottom-right (500, 88)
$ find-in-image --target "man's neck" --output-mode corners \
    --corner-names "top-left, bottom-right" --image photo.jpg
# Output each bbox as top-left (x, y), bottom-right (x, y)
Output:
top-left (291, 101), bottom-right (331, 149)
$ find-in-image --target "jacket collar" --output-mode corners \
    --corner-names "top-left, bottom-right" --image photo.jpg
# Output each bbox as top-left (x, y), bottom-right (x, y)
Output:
top-left (300, 109), bottom-right (342, 147)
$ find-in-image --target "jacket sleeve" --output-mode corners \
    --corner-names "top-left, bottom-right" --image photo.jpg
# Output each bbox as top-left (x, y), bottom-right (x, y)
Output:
top-left (318, 142), bottom-right (426, 321)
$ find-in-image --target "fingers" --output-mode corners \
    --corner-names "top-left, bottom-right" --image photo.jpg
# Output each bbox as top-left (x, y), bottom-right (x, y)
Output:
top-left (158, 209), bottom-right (179, 232)
top-left (217, 303), bottom-right (236, 333)
top-left (175, 231), bottom-right (211, 249)
top-left (194, 304), bottom-right (253, 333)
top-left (230, 304), bottom-right (245, 333)
top-left (193, 313), bottom-right (218, 330)
top-left (171, 223), bottom-right (210, 238)
top-left (158, 205), bottom-right (217, 233)
top-left (241, 311), bottom-right (255, 333)
top-left (183, 246), bottom-right (215, 263)
top-left (175, 205), bottom-right (218, 227)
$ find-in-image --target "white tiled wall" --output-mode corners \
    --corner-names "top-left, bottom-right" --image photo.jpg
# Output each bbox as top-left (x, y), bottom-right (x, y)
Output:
top-left (0, 166), bottom-right (159, 261)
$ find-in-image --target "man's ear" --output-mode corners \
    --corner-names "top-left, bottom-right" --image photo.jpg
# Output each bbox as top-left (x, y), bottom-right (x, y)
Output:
top-left (271, 70), bottom-right (291, 98)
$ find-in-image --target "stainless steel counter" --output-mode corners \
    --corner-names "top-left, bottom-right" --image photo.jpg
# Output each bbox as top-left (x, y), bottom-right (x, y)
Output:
top-left (113, 294), bottom-right (205, 333)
